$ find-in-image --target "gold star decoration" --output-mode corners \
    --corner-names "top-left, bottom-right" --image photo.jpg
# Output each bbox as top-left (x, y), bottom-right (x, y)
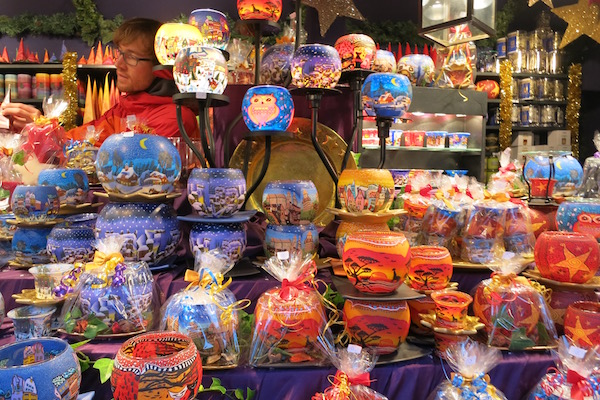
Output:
top-left (552, 0), bottom-right (600, 48)
top-left (302, 0), bottom-right (366, 37)
top-left (529, 0), bottom-right (553, 7)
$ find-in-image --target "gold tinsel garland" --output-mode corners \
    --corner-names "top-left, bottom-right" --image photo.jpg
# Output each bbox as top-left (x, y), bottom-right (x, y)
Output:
top-left (499, 60), bottom-right (513, 151)
top-left (60, 52), bottom-right (78, 131)
top-left (567, 63), bottom-right (582, 158)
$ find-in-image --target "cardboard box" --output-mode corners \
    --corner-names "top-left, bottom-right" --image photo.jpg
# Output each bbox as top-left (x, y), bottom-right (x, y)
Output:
top-left (512, 131), bottom-right (534, 147)
top-left (510, 145), bottom-right (534, 160)
top-left (548, 130), bottom-right (571, 147)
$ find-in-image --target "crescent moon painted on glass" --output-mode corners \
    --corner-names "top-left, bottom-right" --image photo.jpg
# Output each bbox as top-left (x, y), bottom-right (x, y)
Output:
top-left (555, 160), bottom-right (562, 169)
top-left (391, 77), bottom-right (399, 86)
top-left (61, 172), bottom-right (67, 178)
top-left (140, 138), bottom-right (148, 150)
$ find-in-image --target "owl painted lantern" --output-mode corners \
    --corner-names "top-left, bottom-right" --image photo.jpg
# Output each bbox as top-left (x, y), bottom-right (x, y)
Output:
top-left (173, 46), bottom-right (228, 94)
top-left (242, 85), bottom-right (294, 132)
top-left (188, 9), bottom-right (230, 50)
top-left (396, 54), bottom-right (435, 87)
top-left (154, 23), bottom-right (203, 65)
top-left (361, 73), bottom-right (413, 118)
top-left (556, 198), bottom-right (600, 241)
top-left (291, 44), bottom-right (342, 89)
top-left (372, 50), bottom-right (397, 73)
top-left (237, 0), bottom-right (283, 22)
top-left (334, 34), bottom-right (376, 71)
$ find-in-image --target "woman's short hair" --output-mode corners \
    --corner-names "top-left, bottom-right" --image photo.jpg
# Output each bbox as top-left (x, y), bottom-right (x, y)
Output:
top-left (112, 17), bottom-right (162, 63)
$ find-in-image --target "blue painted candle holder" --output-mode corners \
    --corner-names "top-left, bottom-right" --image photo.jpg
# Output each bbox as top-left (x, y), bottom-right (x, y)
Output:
top-left (12, 226), bottom-right (53, 264)
top-left (261, 43), bottom-right (294, 86)
top-left (38, 168), bottom-right (89, 205)
top-left (291, 44), bottom-right (342, 89)
top-left (362, 73), bottom-right (412, 118)
top-left (242, 85), bottom-right (294, 132)
top-left (47, 225), bottom-right (95, 264)
top-left (397, 54), bottom-right (435, 87)
top-left (63, 212), bottom-right (98, 229)
top-left (187, 168), bottom-right (246, 218)
top-left (11, 185), bottom-right (60, 222)
top-left (189, 222), bottom-right (247, 264)
top-left (262, 180), bottom-right (319, 225)
top-left (264, 223), bottom-right (319, 258)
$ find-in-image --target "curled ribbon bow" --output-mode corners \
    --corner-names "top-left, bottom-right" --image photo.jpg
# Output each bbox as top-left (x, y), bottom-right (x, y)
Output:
top-left (567, 369), bottom-right (594, 400)
top-left (84, 251), bottom-right (125, 289)
top-left (335, 371), bottom-right (372, 387)
top-left (279, 262), bottom-right (316, 301)
top-left (451, 373), bottom-right (491, 399)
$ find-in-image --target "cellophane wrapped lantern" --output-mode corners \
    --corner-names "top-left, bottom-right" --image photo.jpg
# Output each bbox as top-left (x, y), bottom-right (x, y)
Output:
top-left (577, 131), bottom-right (600, 198)
top-left (312, 345), bottom-right (388, 400)
top-left (434, 26), bottom-right (477, 89)
top-left (490, 148), bottom-right (527, 198)
top-left (399, 173), bottom-right (435, 246)
top-left (64, 126), bottom-right (101, 185)
top-left (529, 336), bottom-right (600, 400)
top-left (57, 236), bottom-right (156, 337)
top-left (249, 252), bottom-right (335, 366)
top-left (20, 97), bottom-right (68, 165)
top-left (160, 251), bottom-right (246, 368)
top-left (427, 338), bottom-right (507, 400)
top-left (473, 257), bottom-right (558, 350)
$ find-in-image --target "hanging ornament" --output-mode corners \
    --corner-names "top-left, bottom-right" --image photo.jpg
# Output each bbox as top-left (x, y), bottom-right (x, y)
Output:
top-left (552, 0), bottom-right (600, 48)
top-left (528, 0), bottom-right (553, 7)
top-left (301, 0), bottom-right (365, 37)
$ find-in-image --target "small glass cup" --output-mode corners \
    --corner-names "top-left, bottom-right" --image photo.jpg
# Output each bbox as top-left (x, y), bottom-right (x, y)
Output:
top-left (7, 305), bottom-right (55, 341)
top-left (431, 290), bottom-right (473, 329)
top-left (28, 264), bottom-right (73, 300)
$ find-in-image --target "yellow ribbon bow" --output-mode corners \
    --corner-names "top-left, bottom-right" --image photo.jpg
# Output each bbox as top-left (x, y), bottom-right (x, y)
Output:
top-left (484, 190), bottom-right (511, 202)
top-left (84, 251), bottom-right (124, 288)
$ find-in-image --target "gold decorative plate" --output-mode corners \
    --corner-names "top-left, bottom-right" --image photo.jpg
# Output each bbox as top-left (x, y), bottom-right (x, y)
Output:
top-left (326, 207), bottom-right (406, 223)
top-left (229, 117), bottom-right (357, 227)
top-left (523, 269), bottom-right (600, 290)
top-left (7, 218), bottom-right (64, 227)
top-left (12, 289), bottom-right (65, 306)
top-left (453, 257), bottom-right (534, 271)
top-left (419, 312), bottom-right (484, 335)
top-left (58, 202), bottom-right (103, 215)
top-left (415, 282), bottom-right (459, 295)
top-left (57, 328), bottom-right (145, 341)
top-left (93, 191), bottom-right (182, 203)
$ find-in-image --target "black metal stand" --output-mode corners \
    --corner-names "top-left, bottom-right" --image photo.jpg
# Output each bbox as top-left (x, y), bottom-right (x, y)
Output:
top-left (523, 154), bottom-right (555, 203)
top-left (173, 92), bottom-right (230, 169)
top-left (376, 117), bottom-right (393, 169)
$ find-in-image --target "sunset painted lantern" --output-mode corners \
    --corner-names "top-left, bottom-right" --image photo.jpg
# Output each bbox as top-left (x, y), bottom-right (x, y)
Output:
top-left (173, 46), bottom-right (228, 94)
top-left (242, 85), bottom-right (294, 132)
top-left (262, 180), bottom-right (318, 225)
top-left (534, 231), bottom-right (600, 283)
top-left (361, 73), bottom-right (412, 118)
top-left (260, 43), bottom-right (295, 85)
top-left (291, 44), bottom-right (342, 89)
top-left (406, 246), bottom-right (453, 291)
top-left (188, 9), bottom-right (230, 50)
top-left (335, 220), bottom-right (390, 258)
top-left (237, 0), bottom-right (283, 22)
top-left (430, 290), bottom-right (472, 330)
top-left (342, 231), bottom-right (411, 294)
top-left (475, 79), bottom-right (500, 99)
top-left (337, 168), bottom-right (395, 213)
top-left (396, 54), bottom-right (435, 87)
top-left (343, 299), bottom-right (410, 354)
top-left (372, 50), bottom-right (397, 73)
top-left (154, 23), bottom-right (203, 65)
top-left (564, 301), bottom-right (600, 349)
top-left (556, 199), bottom-right (600, 241)
top-left (334, 34), bottom-right (377, 71)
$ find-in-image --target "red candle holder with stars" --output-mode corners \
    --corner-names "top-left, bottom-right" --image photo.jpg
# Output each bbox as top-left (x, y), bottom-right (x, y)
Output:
top-left (529, 177), bottom-right (557, 198)
top-left (564, 301), bottom-right (600, 349)
top-left (534, 231), bottom-right (600, 284)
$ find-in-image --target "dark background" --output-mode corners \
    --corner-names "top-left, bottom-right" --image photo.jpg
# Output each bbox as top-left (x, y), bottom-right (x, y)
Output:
top-left (1, 0), bottom-right (598, 160)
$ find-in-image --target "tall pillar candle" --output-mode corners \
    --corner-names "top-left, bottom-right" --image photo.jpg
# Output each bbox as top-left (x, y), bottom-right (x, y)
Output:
top-left (17, 74), bottom-right (32, 99)
top-left (35, 73), bottom-right (50, 99)
top-left (50, 74), bottom-right (62, 98)
top-left (5, 74), bottom-right (17, 100)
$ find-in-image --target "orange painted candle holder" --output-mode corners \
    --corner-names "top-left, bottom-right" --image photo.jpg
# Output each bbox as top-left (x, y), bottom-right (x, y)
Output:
top-left (534, 231), bottom-right (600, 284)
top-left (237, 0), bottom-right (282, 22)
top-left (343, 299), bottom-right (410, 355)
top-left (342, 231), bottom-right (411, 294)
top-left (335, 220), bottom-right (390, 258)
top-left (430, 290), bottom-right (472, 330)
top-left (433, 331), bottom-right (470, 358)
top-left (407, 295), bottom-right (435, 335)
top-left (564, 301), bottom-right (600, 349)
top-left (407, 246), bottom-right (453, 291)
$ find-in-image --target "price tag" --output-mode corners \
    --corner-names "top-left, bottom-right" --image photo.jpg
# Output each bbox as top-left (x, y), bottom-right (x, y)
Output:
top-left (348, 344), bottom-right (362, 354)
top-left (123, 131), bottom-right (134, 137)
top-left (277, 251), bottom-right (289, 261)
top-left (196, 92), bottom-right (207, 100)
top-left (569, 344), bottom-right (587, 359)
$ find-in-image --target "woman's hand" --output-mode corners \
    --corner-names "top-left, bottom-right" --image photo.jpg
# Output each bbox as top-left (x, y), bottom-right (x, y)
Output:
top-left (1, 103), bottom-right (42, 132)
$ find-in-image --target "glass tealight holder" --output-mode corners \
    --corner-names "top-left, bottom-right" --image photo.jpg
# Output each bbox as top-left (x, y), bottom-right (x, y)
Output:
top-left (28, 264), bottom-right (73, 300)
top-left (7, 306), bottom-right (56, 341)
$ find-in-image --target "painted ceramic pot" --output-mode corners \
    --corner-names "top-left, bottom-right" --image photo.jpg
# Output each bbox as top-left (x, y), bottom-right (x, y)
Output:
top-left (11, 185), bottom-right (60, 222)
top-left (548, 288), bottom-right (598, 333)
top-left (154, 23), bottom-right (202, 65)
top-left (260, 43), bottom-right (294, 85)
top-left (556, 199), bottom-right (600, 241)
top-left (162, 287), bottom-right (240, 368)
top-left (12, 226), bottom-right (53, 264)
top-left (237, 0), bottom-right (282, 21)
top-left (111, 332), bottom-right (203, 400)
top-left (407, 246), bottom-right (453, 291)
top-left (264, 223), bottom-right (319, 258)
top-left (342, 231), bottom-right (411, 294)
top-left (372, 50), bottom-right (397, 73)
top-left (534, 231), bottom-right (600, 283)
top-left (188, 9), bottom-right (230, 50)
top-left (64, 212), bottom-right (98, 229)
top-left (0, 213), bottom-right (17, 237)
top-left (187, 168), bottom-right (246, 218)
top-left (291, 44), bottom-right (342, 89)
top-left (38, 168), bottom-right (89, 206)
top-left (448, 132), bottom-right (470, 149)
top-left (362, 73), bottom-right (412, 118)
top-left (47, 225), bottom-right (95, 264)
top-left (7, 306), bottom-right (56, 341)
top-left (96, 133), bottom-right (182, 196)
top-left (173, 46), bottom-right (228, 94)
top-left (525, 154), bottom-right (583, 196)
top-left (343, 299), bottom-right (409, 355)
top-left (396, 54), bottom-right (435, 87)
top-left (564, 301), bottom-right (600, 349)
top-left (0, 338), bottom-right (81, 399)
top-left (529, 178), bottom-right (557, 198)
top-left (189, 222), bottom-right (246, 264)
top-left (337, 169), bottom-right (395, 213)
top-left (334, 34), bottom-right (376, 71)
top-left (242, 85), bottom-right (295, 132)
top-left (475, 79), bottom-right (500, 99)
top-left (262, 180), bottom-right (318, 225)
top-left (96, 202), bottom-right (181, 266)
top-left (431, 290), bottom-right (472, 330)
top-left (335, 220), bottom-right (390, 258)
top-left (407, 295), bottom-right (435, 335)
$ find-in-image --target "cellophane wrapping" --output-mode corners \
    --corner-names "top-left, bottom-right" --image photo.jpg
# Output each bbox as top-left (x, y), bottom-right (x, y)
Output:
top-left (160, 250), bottom-right (242, 368)
top-left (473, 258), bottom-right (558, 350)
top-left (490, 148), bottom-right (527, 197)
top-left (64, 125), bottom-right (101, 184)
top-left (503, 202), bottom-right (536, 258)
top-left (400, 173), bottom-right (434, 246)
top-left (57, 236), bottom-right (155, 337)
top-left (577, 131), bottom-right (600, 198)
top-left (529, 336), bottom-right (600, 400)
top-left (0, 133), bottom-right (25, 192)
top-left (312, 345), bottom-right (388, 400)
top-left (428, 338), bottom-right (507, 400)
top-left (250, 252), bottom-right (335, 366)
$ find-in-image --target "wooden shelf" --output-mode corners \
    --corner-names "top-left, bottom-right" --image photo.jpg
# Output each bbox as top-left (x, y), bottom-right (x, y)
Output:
top-left (476, 71), bottom-right (568, 80)
top-left (362, 146), bottom-right (482, 154)
top-left (487, 99), bottom-right (566, 105)
top-left (486, 125), bottom-right (566, 132)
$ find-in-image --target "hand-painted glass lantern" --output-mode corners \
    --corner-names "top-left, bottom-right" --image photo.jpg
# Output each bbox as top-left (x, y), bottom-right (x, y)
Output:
top-left (242, 85), bottom-right (295, 132)
top-left (187, 168), bottom-right (246, 218)
top-left (38, 168), bottom-right (89, 206)
top-left (262, 180), bottom-right (318, 225)
top-left (291, 44), bottom-right (342, 89)
top-left (12, 227), bottom-right (53, 264)
top-left (475, 79), bottom-right (500, 99)
top-left (334, 34), bottom-right (376, 71)
top-left (524, 154), bottom-right (583, 197)
top-left (397, 54), bottom-right (435, 87)
top-left (335, 220), bottom-right (390, 258)
top-left (264, 223), bottom-right (319, 258)
top-left (237, 0), bottom-right (283, 22)
top-left (188, 9), bottom-right (230, 50)
top-left (407, 245), bottom-right (453, 291)
top-left (11, 185), bottom-right (60, 223)
top-left (47, 225), bottom-right (95, 264)
top-left (173, 46), bottom-right (228, 94)
top-left (556, 198), bottom-right (600, 241)
top-left (337, 168), bottom-right (395, 213)
top-left (260, 43), bottom-right (294, 85)
top-left (564, 302), bottom-right (600, 349)
top-left (372, 50), bottom-right (397, 73)
top-left (361, 73), bottom-right (412, 118)
top-left (154, 23), bottom-right (203, 65)
top-left (189, 223), bottom-right (247, 264)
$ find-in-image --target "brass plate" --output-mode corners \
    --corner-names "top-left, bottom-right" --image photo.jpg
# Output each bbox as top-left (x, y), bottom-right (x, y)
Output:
top-left (523, 269), bottom-right (600, 290)
top-left (58, 328), bottom-right (145, 341)
top-left (326, 207), bottom-right (406, 223)
top-left (415, 282), bottom-right (459, 295)
top-left (93, 191), bottom-right (182, 203)
top-left (419, 312), bottom-right (484, 335)
top-left (452, 257), bottom-right (534, 271)
top-left (58, 202), bottom-right (103, 215)
top-left (229, 117), bottom-right (357, 227)
top-left (12, 289), bottom-right (65, 306)
top-left (7, 218), bottom-right (64, 227)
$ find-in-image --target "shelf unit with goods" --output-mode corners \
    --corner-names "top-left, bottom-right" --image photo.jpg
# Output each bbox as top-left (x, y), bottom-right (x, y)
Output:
top-left (359, 86), bottom-right (487, 182)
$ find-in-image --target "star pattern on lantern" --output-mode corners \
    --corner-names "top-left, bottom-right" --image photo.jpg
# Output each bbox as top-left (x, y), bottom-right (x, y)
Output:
top-left (302, 0), bottom-right (366, 36)
top-left (565, 316), bottom-right (596, 347)
top-left (529, 0), bottom-right (554, 7)
top-left (555, 243), bottom-right (591, 280)
top-left (552, 0), bottom-right (600, 48)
